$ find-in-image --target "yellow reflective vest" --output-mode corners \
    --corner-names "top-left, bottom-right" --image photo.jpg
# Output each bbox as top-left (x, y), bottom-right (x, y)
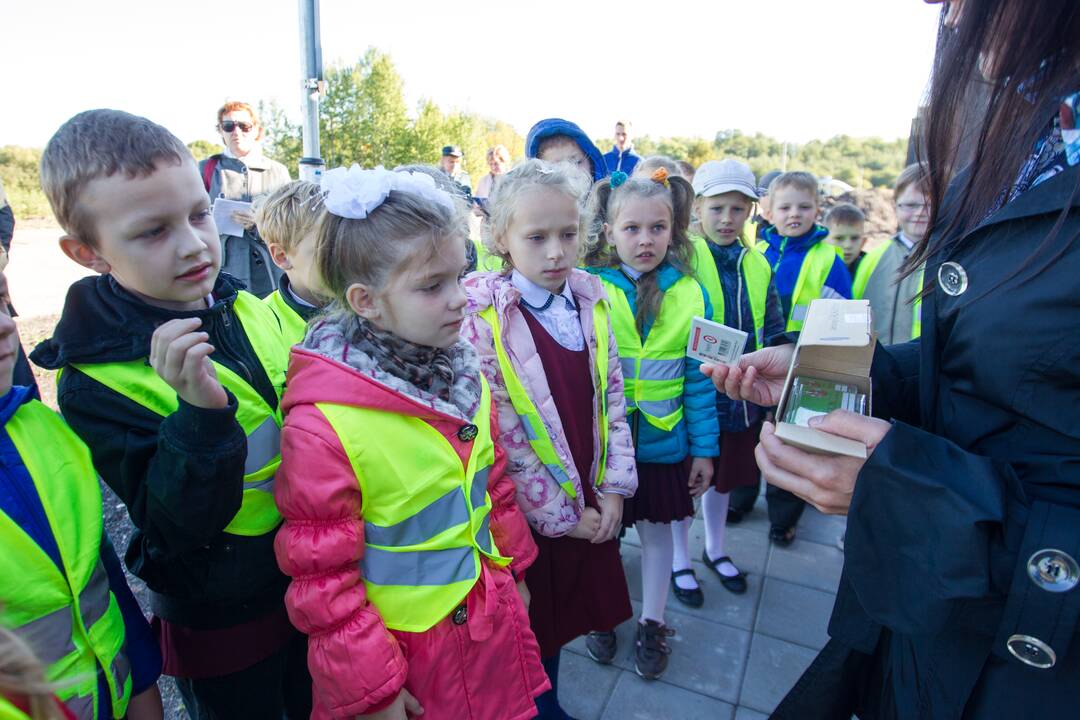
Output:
top-left (600, 275), bottom-right (705, 432)
top-left (690, 235), bottom-right (773, 350)
top-left (0, 697), bottom-right (31, 720)
top-left (852, 242), bottom-right (923, 341)
top-left (264, 289), bottom-right (309, 348)
top-left (0, 400), bottom-right (132, 719)
top-left (70, 292), bottom-right (288, 537)
top-left (472, 238), bottom-right (504, 273)
top-left (475, 301), bottom-right (610, 499)
top-left (316, 376), bottom-right (510, 632)
top-left (757, 239), bottom-right (837, 331)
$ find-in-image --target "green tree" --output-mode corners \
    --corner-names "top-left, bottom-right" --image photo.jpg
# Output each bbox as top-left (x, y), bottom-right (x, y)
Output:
top-left (0, 146), bottom-right (50, 218)
top-left (187, 139), bottom-right (222, 162)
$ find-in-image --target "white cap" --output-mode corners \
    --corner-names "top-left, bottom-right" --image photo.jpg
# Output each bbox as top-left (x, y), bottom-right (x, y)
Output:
top-left (692, 159), bottom-right (758, 200)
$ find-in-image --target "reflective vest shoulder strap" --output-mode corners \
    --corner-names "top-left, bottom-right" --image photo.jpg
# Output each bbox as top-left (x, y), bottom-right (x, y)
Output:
top-left (852, 240), bottom-right (891, 299)
top-left (689, 236), bottom-right (724, 324)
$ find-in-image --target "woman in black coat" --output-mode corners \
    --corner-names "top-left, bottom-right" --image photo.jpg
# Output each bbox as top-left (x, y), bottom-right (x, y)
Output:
top-left (706, 1), bottom-right (1080, 717)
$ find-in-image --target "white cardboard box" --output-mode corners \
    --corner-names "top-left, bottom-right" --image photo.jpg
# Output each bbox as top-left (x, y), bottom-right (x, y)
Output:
top-left (774, 299), bottom-right (876, 458)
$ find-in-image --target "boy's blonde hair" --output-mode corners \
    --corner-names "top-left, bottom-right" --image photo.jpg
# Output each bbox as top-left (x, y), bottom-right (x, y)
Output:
top-left (769, 171), bottom-right (819, 199)
top-left (894, 162), bottom-right (930, 199)
top-left (823, 203), bottom-right (866, 227)
top-left (40, 109), bottom-right (191, 247)
top-left (481, 159), bottom-right (591, 271)
top-left (0, 625), bottom-right (68, 720)
top-left (253, 181), bottom-right (326, 252)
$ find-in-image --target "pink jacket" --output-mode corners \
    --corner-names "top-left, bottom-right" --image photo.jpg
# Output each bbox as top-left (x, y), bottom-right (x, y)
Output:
top-left (461, 270), bottom-right (637, 537)
top-left (274, 327), bottom-right (546, 719)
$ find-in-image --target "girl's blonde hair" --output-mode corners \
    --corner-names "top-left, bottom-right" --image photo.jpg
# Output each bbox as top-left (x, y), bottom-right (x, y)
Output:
top-left (584, 173), bottom-right (696, 333)
top-left (633, 155), bottom-right (684, 180)
top-left (0, 625), bottom-right (67, 720)
top-left (315, 179), bottom-right (470, 306)
top-left (480, 159), bottom-right (591, 271)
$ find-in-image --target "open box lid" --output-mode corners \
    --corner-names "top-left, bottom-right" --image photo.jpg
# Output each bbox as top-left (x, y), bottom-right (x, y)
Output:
top-left (793, 299), bottom-right (875, 375)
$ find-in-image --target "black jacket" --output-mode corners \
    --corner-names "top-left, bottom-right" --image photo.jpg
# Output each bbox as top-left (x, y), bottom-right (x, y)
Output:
top-left (30, 273), bottom-right (289, 628)
top-left (778, 164), bottom-right (1080, 719)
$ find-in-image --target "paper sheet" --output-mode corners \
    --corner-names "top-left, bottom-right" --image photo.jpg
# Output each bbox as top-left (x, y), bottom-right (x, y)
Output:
top-left (212, 198), bottom-right (253, 238)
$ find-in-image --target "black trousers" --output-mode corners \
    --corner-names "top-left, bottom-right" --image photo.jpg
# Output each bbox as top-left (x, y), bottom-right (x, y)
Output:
top-left (174, 633), bottom-right (311, 720)
top-left (729, 478), bottom-right (806, 530)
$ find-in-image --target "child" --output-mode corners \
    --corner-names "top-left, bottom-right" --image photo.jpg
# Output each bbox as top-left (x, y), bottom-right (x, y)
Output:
top-left (852, 163), bottom-right (929, 344)
top-left (273, 166), bottom-right (548, 720)
top-left (525, 118), bottom-right (609, 183)
top-left (29, 110), bottom-right (310, 719)
top-left (756, 171), bottom-right (851, 545)
top-left (254, 180), bottom-right (329, 345)
top-left (667, 160), bottom-right (787, 606)
top-left (0, 271), bottom-right (163, 720)
top-left (584, 168), bottom-right (719, 680)
top-left (460, 160), bottom-right (637, 715)
top-left (823, 202), bottom-right (868, 279)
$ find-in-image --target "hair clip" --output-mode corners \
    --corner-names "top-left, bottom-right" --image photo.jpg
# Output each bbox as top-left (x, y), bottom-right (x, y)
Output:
top-left (610, 171), bottom-right (628, 188)
top-left (651, 167), bottom-right (670, 188)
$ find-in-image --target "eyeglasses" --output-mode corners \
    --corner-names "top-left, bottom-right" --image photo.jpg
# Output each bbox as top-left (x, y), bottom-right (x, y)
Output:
top-left (220, 120), bottom-right (253, 133)
top-left (897, 202), bottom-right (929, 212)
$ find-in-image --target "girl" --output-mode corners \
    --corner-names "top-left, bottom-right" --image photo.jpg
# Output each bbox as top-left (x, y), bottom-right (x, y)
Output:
top-left (273, 166), bottom-right (547, 720)
top-left (460, 159), bottom-right (636, 718)
top-left (670, 159), bottom-right (788, 608)
top-left (583, 168), bottom-right (719, 680)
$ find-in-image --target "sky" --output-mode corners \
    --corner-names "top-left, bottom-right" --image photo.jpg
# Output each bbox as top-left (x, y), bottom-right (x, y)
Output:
top-left (4, 0), bottom-right (942, 150)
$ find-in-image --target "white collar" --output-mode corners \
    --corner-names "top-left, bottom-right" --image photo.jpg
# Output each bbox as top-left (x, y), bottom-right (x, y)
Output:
top-left (286, 283), bottom-right (318, 308)
top-left (897, 232), bottom-right (916, 250)
top-left (511, 269), bottom-right (575, 310)
top-left (620, 263), bottom-right (644, 280)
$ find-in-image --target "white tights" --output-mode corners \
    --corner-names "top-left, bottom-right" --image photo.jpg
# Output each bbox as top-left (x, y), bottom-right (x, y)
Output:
top-left (670, 489), bottom-right (739, 590)
top-left (636, 520), bottom-right (674, 624)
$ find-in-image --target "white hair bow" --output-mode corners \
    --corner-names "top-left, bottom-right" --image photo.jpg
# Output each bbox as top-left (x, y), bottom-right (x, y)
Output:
top-left (320, 164), bottom-right (455, 219)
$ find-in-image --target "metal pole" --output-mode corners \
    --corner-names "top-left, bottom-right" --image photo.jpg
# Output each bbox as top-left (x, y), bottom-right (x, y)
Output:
top-left (297, 0), bottom-right (324, 182)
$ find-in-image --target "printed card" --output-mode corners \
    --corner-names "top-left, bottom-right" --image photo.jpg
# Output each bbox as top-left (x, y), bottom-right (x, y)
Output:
top-left (686, 316), bottom-right (748, 366)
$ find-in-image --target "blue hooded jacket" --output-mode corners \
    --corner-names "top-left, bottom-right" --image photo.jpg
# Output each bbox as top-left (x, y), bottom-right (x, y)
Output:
top-left (761, 223), bottom-right (852, 321)
top-left (525, 118), bottom-right (608, 183)
top-left (586, 263), bottom-right (720, 464)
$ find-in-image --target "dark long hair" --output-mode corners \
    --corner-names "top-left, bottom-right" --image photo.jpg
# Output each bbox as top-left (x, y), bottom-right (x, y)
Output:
top-left (905, 0), bottom-right (1080, 281)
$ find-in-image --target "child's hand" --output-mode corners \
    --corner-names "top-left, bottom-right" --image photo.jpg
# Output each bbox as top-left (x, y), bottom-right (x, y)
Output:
top-left (593, 492), bottom-right (624, 543)
top-left (150, 318), bottom-right (228, 410)
top-left (516, 579), bottom-right (531, 611)
top-left (358, 688), bottom-right (424, 719)
top-left (231, 209), bottom-right (257, 230)
top-left (688, 457), bottom-right (714, 498)
top-left (567, 506), bottom-right (602, 540)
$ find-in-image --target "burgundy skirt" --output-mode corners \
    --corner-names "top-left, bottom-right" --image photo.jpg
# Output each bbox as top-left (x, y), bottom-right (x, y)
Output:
top-left (711, 420), bottom-right (764, 493)
top-left (621, 459), bottom-right (694, 527)
top-left (526, 530), bottom-right (632, 659)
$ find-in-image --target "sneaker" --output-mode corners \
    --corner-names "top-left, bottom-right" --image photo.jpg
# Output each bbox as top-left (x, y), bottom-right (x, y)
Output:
top-left (634, 620), bottom-right (674, 680)
top-left (585, 630), bottom-right (617, 665)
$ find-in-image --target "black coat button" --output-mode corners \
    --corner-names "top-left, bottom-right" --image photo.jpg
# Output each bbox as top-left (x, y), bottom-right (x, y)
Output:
top-left (458, 424), bottom-right (478, 442)
top-left (452, 605), bottom-right (468, 625)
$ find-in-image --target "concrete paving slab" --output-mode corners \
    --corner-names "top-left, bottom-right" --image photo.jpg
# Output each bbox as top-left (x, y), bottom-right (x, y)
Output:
top-left (796, 507), bottom-right (848, 547)
top-left (599, 672), bottom-right (735, 720)
top-left (734, 707), bottom-right (770, 720)
top-left (559, 650), bottom-right (621, 720)
top-left (765, 537), bottom-right (844, 593)
top-left (755, 578), bottom-right (836, 650)
top-left (738, 634), bottom-right (818, 714)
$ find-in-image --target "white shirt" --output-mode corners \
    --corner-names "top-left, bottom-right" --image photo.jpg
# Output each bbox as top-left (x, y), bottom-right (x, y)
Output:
top-left (511, 270), bottom-right (585, 351)
top-left (897, 232), bottom-right (916, 250)
top-left (620, 263), bottom-right (644, 281)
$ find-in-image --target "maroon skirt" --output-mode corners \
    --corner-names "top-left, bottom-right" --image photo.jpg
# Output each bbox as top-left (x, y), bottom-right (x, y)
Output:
top-left (711, 420), bottom-right (764, 493)
top-left (526, 530), bottom-right (632, 659)
top-left (621, 459), bottom-right (694, 527)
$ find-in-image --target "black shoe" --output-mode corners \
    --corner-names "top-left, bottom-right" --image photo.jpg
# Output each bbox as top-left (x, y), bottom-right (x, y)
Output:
top-left (670, 569), bottom-right (704, 608)
top-left (727, 507), bottom-right (745, 524)
top-left (585, 630), bottom-right (617, 665)
top-left (701, 550), bottom-right (748, 594)
top-left (634, 620), bottom-right (675, 680)
top-left (769, 525), bottom-right (797, 547)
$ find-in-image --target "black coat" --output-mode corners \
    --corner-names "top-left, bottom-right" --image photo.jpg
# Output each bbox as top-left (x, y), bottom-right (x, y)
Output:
top-left (776, 164), bottom-right (1080, 719)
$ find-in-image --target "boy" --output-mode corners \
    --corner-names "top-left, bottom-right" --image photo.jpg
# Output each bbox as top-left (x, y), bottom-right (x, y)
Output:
top-left (603, 119), bottom-right (641, 175)
top-left (30, 110), bottom-right (310, 719)
top-left (525, 118), bottom-right (608, 182)
top-left (823, 202), bottom-right (868, 279)
top-left (755, 171), bottom-right (851, 546)
top-left (0, 271), bottom-right (163, 719)
top-left (254, 181), bottom-right (328, 345)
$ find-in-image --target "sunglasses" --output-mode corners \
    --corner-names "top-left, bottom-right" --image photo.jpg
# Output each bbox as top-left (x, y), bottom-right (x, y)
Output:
top-left (220, 120), bottom-right (254, 133)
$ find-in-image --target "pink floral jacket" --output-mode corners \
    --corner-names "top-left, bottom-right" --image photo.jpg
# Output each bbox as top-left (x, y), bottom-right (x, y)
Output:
top-left (461, 270), bottom-right (637, 537)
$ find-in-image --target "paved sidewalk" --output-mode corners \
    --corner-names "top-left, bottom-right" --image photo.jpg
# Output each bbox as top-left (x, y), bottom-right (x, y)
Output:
top-left (558, 500), bottom-right (847, 720)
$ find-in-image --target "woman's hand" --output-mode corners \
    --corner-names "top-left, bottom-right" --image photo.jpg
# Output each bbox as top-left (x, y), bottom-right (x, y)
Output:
top-left (231, 208), bottom-right (257, 231)
top-left (357, 689), bottom-right (424, 719)
top-left (702, 344), bottom-right (794, 406)
top-left (687, 457), bottom-right (713, 498)
top-left (593, 493), bottom-right (624, 543)
top-left (755, 410), bottom-right (892, 515)
top-left (567, 506), bottom-right (602, 540)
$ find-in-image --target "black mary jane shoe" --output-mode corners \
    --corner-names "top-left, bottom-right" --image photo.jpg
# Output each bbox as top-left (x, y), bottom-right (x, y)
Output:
top-left (670, 569), bottom-right (704, 608)
top-left (701, 550), bottom-right (748, 594)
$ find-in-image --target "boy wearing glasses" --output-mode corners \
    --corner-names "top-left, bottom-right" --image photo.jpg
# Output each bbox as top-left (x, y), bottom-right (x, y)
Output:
top-left (199, 101), bottom-right (291, 298)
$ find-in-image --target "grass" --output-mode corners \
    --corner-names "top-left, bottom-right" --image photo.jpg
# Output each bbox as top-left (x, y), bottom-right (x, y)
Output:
top-left (18, 314), bottom-right (59, 409)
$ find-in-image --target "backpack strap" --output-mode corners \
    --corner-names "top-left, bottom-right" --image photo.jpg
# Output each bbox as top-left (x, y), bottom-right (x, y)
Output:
top-left (201, 155), bottom-right (221, 192)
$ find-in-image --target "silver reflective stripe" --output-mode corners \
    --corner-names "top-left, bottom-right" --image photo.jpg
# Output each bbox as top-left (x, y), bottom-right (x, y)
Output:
top-left (475, 513), bottom-right (492, 554)
top-left (65, 694), bottom-right (95, 720)
top-left (362, 545), bottom-right (476, 586)
top-left (111, 646), bottom-right (131, 691)
top-left (470, 466), bottom-right (490, 509)
top-left (518, 414), bottom-right (539, 441)
top-left (366, 486), bottom-right (468, 547)
top-left (756, 329), bottom-right (764, 347)
top-left (243, 417), bottom-right (281, 475)
top-left (791, 304), bottom-right (809, 323)
top-left (79, 562), bottom-right (111, 631)
top-left (620, 357), bottom-right (636, 379)
top-left (636, 358), bottom-right (684, 381)
top-left (546, 463), bottom-right (571, 488)
top-left (638, 398), bottom-right (680, 418)
top-left (245, 473), bottom-right (276, 492)
top-left (16, 608), bottom-right (75, 663)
